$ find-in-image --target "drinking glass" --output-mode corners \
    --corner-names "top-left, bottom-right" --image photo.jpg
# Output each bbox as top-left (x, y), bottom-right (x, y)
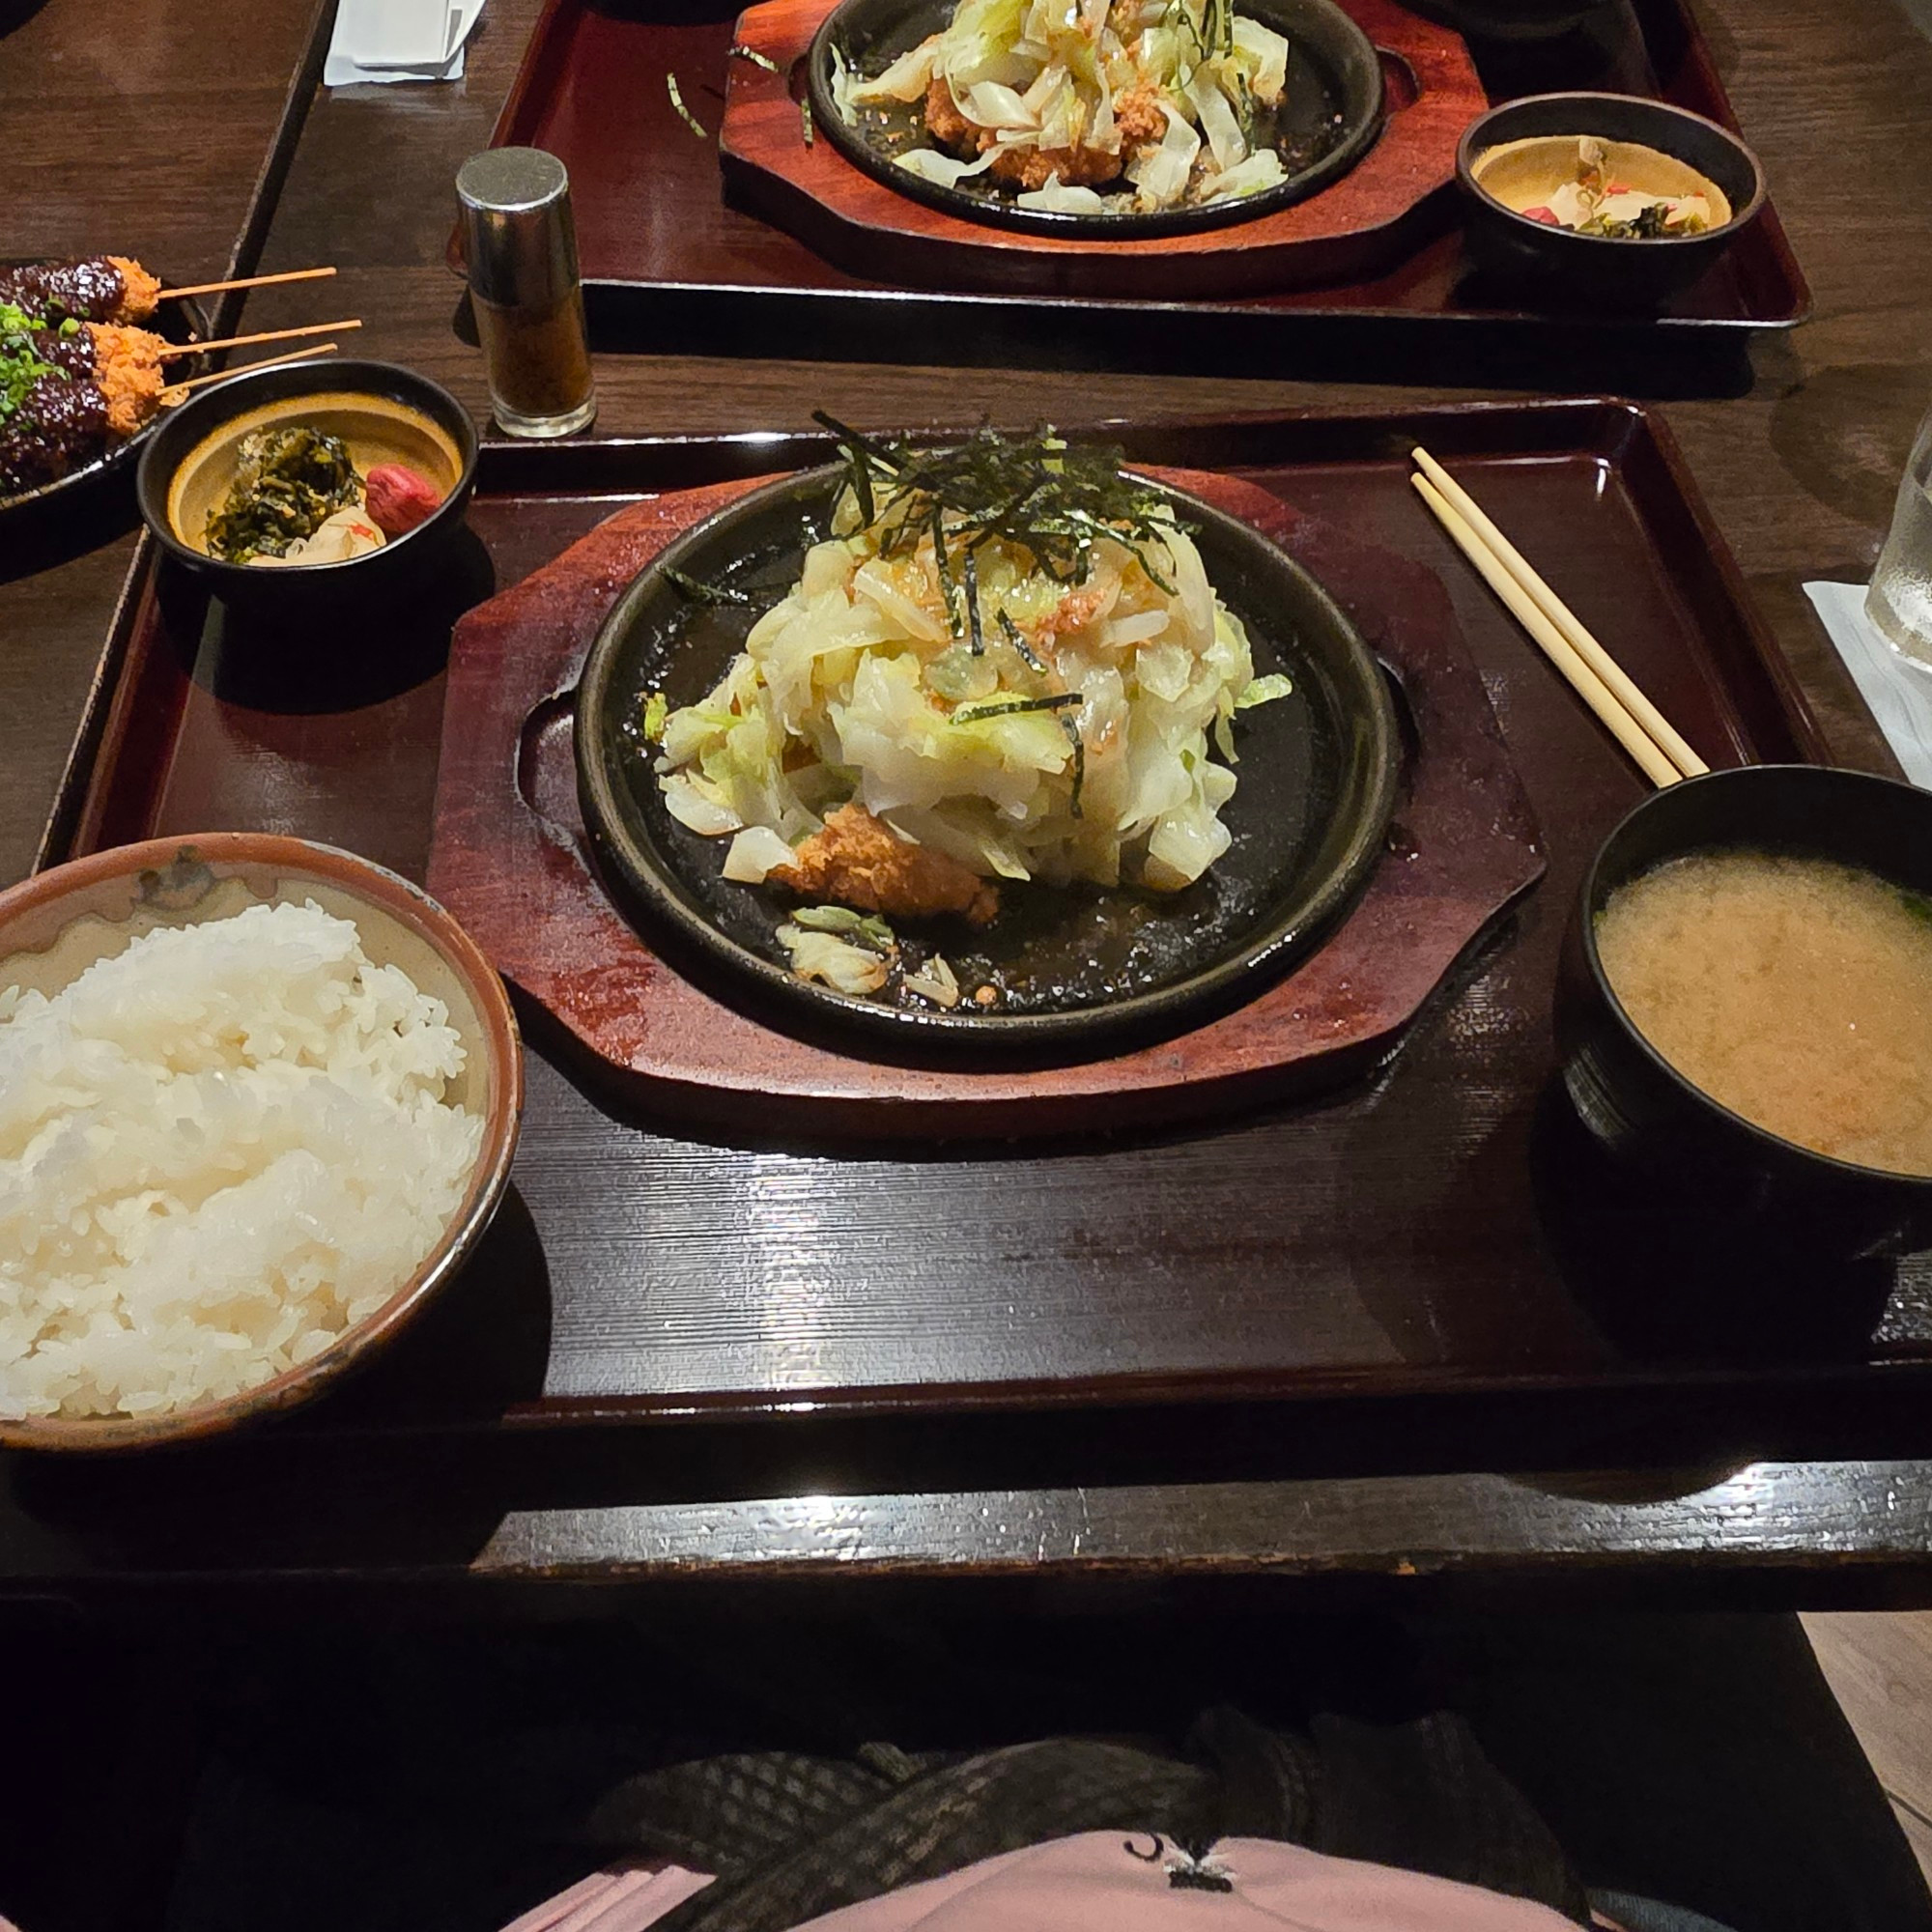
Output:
top-left (1865, 404), bottom-right (1932, 667)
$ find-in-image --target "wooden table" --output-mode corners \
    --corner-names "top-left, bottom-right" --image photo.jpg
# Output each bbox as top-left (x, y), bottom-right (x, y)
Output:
top-left (4, 0), bottom-right (1932, 1606)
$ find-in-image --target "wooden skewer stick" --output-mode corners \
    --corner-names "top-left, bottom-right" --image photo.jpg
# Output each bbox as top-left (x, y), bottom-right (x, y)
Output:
top-left (1411, 444), bottom-right (1708, 781)
top-left (162, 266), bottom-right (338, 301)
top-left (158, 318), bottom-right (360, 362)
top-left (1411, 472), bottom-right (1683, 789)
top-left (163, 342), bottom-right (340, 400)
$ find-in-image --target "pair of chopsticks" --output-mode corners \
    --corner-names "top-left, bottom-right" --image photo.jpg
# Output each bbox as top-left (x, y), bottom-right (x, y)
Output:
top-left (161, 339), bottom-right (344, 403)
top-left (1410, 445), bottom-right (1707, 787)
top-left (156, 268), bottom-right (357, 387)
top-left (158, 317), bottom-right (361, 365)
top-left (163, 265), bottom-right (338, 303)
top-left (159, 323), bottom-right (357, 406)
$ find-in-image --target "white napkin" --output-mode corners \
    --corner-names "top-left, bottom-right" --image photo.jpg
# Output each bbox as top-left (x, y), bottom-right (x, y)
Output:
top-left (325, 0), bottom-right (486, 85)
top-left (1804, 580), bottom-right (1932, 787)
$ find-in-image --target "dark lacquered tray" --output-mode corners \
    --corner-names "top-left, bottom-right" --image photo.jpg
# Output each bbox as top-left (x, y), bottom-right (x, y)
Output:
top-left (472, 0), bottom-right (1809, 376)
top-left (27, 400), bottom-right (1932, 1598)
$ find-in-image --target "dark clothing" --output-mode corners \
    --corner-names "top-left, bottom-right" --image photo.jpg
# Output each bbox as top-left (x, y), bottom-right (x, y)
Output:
top-left (0, 1607), bottom-right (1925, 1932)
top-left (592, 1709), bottom-right (1588, 1931)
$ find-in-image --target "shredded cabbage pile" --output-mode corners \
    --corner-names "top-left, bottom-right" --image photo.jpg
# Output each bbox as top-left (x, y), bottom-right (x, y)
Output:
top-left (831, 0), bottom-right (1295, 214)
top-left (651, 445), bottom-right (1290, 904)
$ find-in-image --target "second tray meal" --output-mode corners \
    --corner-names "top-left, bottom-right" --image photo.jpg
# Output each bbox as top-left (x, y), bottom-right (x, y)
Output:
top-left (477, 0), bottom-right (1808, 375)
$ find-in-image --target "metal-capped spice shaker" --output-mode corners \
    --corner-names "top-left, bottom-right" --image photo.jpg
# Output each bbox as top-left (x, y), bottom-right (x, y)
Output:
top-left (456, 146), bottom-right (597, 438)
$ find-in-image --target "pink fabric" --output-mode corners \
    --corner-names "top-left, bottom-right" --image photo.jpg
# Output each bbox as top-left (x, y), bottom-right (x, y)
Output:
top-left (777, 1834), bottom-right (1579, 1931)
top-left (509, 1835), bottom-right (1580, 1932)
top-left (498, 1864), bottom-right (714, 1932)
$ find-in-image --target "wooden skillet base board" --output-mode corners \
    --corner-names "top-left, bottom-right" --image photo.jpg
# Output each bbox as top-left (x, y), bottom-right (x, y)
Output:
top-left (425, 467), bottom-right (1544, 1139)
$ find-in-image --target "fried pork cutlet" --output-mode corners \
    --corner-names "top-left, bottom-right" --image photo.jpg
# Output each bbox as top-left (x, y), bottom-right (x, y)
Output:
top-left (924, 73), bottom-right (977, 152)
top-left (923, 78), bottom-right (1169, 192)
top-left (86, 323), bottom-right (166, 437)
top-left (771, 805), bottom-right (1000, 926)
top-left (103, 256), bottom-right (164, 324)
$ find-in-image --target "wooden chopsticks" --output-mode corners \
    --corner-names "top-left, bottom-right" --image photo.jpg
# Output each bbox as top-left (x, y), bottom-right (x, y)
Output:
top-left (163, 340), bottom-right (342, 400)
top-left (158, 318), bottom-right (360, 362)
top-left (163, 266), bottom-right (337, 302)
top-left (1409, 444), bottom-right (1707, 788)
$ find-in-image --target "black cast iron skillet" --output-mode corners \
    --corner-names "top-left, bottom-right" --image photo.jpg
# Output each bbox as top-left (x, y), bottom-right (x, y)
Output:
top-left (807, 0), bottom-right (1383, 241)
top-left (575, 463), bottom-right (1399, 1061)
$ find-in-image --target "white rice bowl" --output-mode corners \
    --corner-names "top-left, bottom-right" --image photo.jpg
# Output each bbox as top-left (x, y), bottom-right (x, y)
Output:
top-left (0, 895), bottom-right (486, 1423)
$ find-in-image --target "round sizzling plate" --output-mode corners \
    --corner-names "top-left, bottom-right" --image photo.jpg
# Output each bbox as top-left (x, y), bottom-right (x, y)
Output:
top-left (806, 0), bottom-right (1384, 241)
top-left (0, 266), bottom-right (210, 518)
top-left (575, 464), bottom-right (1399, 1058)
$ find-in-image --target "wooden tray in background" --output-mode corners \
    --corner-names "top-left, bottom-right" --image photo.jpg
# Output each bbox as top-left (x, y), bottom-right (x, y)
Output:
top-left (43, 397), bottom-right (1932, 1548)
top-left (475, 0), bottom-right (1809, 375)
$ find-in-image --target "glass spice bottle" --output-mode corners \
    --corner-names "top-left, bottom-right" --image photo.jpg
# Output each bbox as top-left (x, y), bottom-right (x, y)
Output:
top-left (456, 147), bottom-right (597, 438)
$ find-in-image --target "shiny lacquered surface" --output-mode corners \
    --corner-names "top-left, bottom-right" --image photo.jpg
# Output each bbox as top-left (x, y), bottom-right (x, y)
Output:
top-left (720, 0), bottom-right (1477, 301)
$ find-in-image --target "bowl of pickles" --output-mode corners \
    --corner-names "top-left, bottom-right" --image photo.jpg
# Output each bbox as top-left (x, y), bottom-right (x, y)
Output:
top-left (136, 358), bottom-right (478, 600)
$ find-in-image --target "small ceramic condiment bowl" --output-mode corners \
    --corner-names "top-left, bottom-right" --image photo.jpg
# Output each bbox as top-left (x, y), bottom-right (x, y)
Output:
top-left (135, 359), bottom-right (479, 600)
top-left (1457, 92), bottom-right (1766, 306)
top-left (0, 833), bottom-right (523, 1453)
top-left (1554, 766), bottom-right (1932, 1265)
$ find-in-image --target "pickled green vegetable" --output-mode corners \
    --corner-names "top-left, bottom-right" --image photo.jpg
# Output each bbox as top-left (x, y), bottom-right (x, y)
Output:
top-left (204, 426), bottom-right (362, 562)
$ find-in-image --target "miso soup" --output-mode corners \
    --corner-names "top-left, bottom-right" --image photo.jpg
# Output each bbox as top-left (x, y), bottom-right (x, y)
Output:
top-left (1596, 851), bottom-right (1932, 1178)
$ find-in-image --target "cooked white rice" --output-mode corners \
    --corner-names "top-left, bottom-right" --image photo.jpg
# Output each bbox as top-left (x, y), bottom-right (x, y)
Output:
top-left (0, 898), bottom-right (484, 1422)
